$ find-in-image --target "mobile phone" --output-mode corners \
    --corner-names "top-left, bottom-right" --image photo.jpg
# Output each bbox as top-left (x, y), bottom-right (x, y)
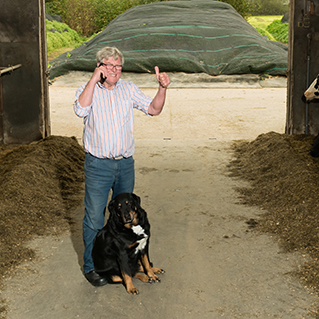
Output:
top-left (98, 63), bottom-right (106, 84)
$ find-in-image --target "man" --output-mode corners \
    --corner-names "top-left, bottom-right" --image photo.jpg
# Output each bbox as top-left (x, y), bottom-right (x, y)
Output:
top-left (74, 46), bottom-right (170, 286)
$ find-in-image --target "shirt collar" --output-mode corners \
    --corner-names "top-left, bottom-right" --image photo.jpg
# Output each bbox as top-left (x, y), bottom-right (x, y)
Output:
top-left (98, 78), bottom-right (122, 90)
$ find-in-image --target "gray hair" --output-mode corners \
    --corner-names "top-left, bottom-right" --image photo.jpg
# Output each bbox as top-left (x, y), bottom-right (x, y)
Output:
top-left (96, 47), bottom-right (124, 65)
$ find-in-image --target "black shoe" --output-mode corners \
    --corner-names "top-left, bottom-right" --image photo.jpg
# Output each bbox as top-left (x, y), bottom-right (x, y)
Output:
top-left (84, 270), bottom-right (107, 287)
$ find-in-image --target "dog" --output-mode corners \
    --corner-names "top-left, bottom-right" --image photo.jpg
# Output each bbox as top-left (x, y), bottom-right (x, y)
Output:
top-left (92, 192), bottom-right (164, 295)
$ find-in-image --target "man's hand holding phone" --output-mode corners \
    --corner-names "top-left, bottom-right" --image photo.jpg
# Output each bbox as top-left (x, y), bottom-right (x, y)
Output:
top-left (98, 63), bottom-right (107, 84)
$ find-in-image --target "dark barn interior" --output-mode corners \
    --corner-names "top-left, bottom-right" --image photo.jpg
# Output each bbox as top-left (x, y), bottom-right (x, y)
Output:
top-left (0, 0), bottom-right (50, 145)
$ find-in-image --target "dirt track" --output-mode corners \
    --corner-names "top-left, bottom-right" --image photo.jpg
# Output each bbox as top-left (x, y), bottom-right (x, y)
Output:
top-left (2, 73), bottom-right (318, 318)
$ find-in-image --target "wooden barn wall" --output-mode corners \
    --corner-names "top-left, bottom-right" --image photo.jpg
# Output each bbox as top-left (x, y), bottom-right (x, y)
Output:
top-left (286, 0), bottom-right (319, 135)
top-left (0, 0), bottom-right (49, 144)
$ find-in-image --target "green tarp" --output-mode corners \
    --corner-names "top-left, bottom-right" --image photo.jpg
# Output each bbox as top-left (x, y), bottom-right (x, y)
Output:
top-left (49, 0), bottom-right (287, 79)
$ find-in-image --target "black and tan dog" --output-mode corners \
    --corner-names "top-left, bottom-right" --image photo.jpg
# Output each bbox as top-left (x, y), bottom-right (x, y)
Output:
top-left (92, 192), bottom-right (164, 295)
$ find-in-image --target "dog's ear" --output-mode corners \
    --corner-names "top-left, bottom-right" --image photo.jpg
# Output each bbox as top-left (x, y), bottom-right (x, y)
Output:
top-left (131, 193), bottom-right (141, 207)
top-left (132, 193), bottom-right (148, 225)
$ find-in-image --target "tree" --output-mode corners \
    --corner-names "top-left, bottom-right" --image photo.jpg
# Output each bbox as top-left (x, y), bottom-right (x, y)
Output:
top-left (248, 0), bottom-right (288, 15)
top-left (217, 0), bottom-right (253, 19)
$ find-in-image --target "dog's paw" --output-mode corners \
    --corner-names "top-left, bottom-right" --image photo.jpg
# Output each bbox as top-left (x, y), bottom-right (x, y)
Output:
top-left (152, 267), bottom-right (165, 274)
top-left (148, 274), bottom-right (161, 283)
top-left (127, 287), bottom-right (139, 295)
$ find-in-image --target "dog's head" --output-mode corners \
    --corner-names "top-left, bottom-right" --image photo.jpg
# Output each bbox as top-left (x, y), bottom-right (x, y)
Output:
top-left (108, 193), bottom-right (141, 228)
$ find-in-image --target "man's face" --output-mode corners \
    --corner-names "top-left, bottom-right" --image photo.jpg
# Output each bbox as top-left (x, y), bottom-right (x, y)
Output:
top-left (100, 56), bottom-right (122, 87)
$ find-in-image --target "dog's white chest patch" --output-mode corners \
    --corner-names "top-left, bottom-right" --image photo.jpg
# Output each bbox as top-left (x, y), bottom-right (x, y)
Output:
top-left (132, 225), bottom-right (148, 254)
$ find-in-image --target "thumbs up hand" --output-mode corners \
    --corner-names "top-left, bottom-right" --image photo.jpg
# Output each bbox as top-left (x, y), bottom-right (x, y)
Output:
top-left (155, 66), bottom-right (170, 89)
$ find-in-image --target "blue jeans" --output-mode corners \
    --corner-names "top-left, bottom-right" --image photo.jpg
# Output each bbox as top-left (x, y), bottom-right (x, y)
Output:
top-left (82, 153), bottom-right (135, 274)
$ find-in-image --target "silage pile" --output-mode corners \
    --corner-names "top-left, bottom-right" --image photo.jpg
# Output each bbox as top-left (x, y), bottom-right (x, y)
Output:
top-left (229, 131), bottom-right (319, 296)
top-left (0, 136), bottom-right (85, 315)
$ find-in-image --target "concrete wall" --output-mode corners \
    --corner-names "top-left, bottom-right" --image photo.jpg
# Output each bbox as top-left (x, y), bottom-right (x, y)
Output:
top-left (0, 0), bottom-right (50, 144)
top-left (286, 0), bottom-right (319, 135)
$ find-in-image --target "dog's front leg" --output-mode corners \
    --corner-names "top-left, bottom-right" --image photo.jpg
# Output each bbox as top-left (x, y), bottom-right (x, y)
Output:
top-left (140, 254), bottom-right (162, 283)
top-left (121, 271), bottom-right (139, 295)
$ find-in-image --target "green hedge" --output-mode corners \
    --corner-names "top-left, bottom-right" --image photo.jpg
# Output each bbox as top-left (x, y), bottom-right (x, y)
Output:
top-left (46, 20), bottom-right (84, 52)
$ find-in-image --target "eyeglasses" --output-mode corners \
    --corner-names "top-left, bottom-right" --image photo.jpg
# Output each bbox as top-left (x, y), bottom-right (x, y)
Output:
top-left (99, 62), bottom-right (122, 71)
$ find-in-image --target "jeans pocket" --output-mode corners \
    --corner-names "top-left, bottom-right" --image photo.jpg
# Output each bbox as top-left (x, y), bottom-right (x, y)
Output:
top-left (85, 153), bottom-right (98, 169)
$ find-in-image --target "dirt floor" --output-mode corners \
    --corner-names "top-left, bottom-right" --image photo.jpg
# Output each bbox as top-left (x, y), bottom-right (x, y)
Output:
top-left (1, 72), bottom-right (319, 318)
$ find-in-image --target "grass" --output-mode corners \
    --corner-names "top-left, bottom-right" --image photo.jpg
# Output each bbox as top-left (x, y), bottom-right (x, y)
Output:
top-left (266, 19), bottom-right (289, 43)
top-left (248, 15), bottom-right (288, 43)
top-left (47, 46), bottom-right (77, 62)
top-left (247, 15), bottom-right (284, 29)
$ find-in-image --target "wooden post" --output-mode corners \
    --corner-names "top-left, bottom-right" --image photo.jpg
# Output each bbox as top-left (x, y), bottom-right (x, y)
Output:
top-left (286, 0), bottom-right (319, 135)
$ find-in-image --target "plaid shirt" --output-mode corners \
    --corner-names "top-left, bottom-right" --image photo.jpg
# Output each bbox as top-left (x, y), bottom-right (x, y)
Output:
top-left (74, 79), bottom-right (152, 159)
